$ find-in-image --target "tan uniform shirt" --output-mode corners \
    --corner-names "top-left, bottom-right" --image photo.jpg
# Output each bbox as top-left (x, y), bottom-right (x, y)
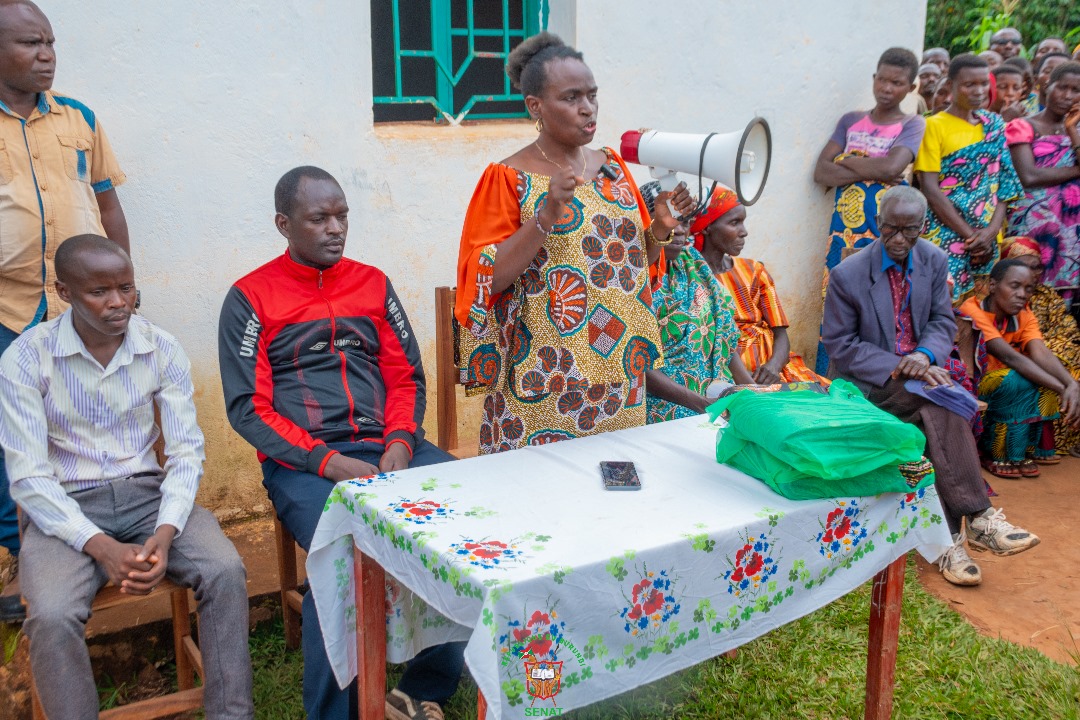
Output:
top-left (0, 90), bottom-right (126, 331)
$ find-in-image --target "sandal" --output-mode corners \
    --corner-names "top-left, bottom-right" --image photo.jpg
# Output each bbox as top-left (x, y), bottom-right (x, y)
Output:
top-left (981, 459), bottom-right (1021, 479)
top-left (1031, 453), bottom-right (1061, 465)
top-left (1016, 459), bottom-right (1041, 478)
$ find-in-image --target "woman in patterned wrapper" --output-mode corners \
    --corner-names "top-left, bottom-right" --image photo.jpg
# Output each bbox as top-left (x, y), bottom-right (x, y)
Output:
top-left (636, 182), bottom-right (754, 424)
top-left (454, 32), bottom-right (695, 454)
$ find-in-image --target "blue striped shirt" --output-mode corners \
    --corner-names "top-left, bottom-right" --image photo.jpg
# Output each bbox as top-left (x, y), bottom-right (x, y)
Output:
top-left (0, 312), bottom-right (204, 550)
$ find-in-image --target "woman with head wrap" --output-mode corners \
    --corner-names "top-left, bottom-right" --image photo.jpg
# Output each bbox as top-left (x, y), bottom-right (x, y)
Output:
top-left (1002, 236), bottom-right (1080, 456)
top-left (690, 186), bottom-right (825, 385)
top-left (638, 182), bottom-right (753, 423)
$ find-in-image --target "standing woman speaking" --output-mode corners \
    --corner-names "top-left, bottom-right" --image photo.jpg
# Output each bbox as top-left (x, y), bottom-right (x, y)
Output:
top-left (455, 33), bottom-right (693, 454)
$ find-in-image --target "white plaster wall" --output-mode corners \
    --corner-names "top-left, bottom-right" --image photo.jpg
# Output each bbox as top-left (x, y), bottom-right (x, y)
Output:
top-left (47, 0), bottom-right (926, 511)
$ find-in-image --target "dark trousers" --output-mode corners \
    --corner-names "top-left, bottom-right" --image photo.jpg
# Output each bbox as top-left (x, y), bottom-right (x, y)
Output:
top-left (263, 440), bottom-right (466, 719)
top-left (0, 322), bottom-right (22, 556)
top-left (867, 378), bottom-right (991, 534)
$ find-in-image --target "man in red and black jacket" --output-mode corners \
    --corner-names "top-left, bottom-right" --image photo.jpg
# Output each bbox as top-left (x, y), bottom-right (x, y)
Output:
top-left (218, 166), bottom-right (463, 720)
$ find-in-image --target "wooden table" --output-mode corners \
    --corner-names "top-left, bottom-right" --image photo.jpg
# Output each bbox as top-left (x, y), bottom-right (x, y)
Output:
top-left (305, 417), bottom-right (950, 719)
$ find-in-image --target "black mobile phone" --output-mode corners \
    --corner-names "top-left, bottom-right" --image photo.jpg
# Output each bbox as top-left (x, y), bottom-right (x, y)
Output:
top-left (600, 461), bottom-right (641, 490)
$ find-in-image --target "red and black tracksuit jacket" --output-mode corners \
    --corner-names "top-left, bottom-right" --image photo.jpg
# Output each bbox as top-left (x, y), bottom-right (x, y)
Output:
top-left (218, 251), bottom-right (426, 476)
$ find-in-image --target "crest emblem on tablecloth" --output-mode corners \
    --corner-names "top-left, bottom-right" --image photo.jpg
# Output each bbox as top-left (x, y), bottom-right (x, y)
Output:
top-left (523, 652), bottom-right (563, 704)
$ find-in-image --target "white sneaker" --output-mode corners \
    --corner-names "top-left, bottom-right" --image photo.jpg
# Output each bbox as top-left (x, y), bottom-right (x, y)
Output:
top-left (968, 508), bottom-right (1040, 556)
top-left (937, 531), bottom-right (982, 586)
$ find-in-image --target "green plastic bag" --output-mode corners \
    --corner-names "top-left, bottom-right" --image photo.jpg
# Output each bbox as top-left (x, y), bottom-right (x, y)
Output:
top-left (706, 379), bottom-right (936, 500)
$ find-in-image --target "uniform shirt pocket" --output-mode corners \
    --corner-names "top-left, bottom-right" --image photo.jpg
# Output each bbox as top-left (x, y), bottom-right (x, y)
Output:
top-left (57, 135), bottom-right (93, 183)
top-left (0, 138), bottom-right (14, 185)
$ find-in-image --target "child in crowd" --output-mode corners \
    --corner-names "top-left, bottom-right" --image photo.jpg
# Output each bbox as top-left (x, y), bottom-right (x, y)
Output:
top-left (1001, 56), bottom-right (1038, 115)
top-left (915, 53), bottom-right (1022, 305)
top-left (812, 47), bottom-right (926, 373)
top-left (991, 64), bottom-right (1028, 120)
top-left (1035, 52), bottom-right (1071, 109)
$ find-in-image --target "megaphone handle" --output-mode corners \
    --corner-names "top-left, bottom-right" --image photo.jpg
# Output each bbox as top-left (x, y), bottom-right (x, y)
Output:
top-left (651, 169), bottom-right (680, 220)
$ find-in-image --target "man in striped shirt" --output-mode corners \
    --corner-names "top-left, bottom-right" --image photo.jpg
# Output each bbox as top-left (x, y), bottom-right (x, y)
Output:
top-left (0, 235), bottom-right (253, 719)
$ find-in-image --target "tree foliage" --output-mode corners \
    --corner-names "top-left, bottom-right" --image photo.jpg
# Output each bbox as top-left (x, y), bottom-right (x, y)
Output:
top-left (925, 0), bottom-right (1080, 57)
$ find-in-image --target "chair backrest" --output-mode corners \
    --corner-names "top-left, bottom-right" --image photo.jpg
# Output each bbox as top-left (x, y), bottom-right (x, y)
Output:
top-left (434, 286), bottom-right (460, 452)
top-left (840, 245), bottom-right (863, 261)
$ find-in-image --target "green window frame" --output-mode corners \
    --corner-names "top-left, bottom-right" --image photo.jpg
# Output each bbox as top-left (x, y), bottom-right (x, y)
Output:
top-left (372, 0), bottom-right (548, 124)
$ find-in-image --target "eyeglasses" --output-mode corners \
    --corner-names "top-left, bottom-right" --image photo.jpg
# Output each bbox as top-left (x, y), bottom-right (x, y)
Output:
top-left (880, 223), bottom-right (923, 239)
top-left (993, 38), bottom-right (1022, 46)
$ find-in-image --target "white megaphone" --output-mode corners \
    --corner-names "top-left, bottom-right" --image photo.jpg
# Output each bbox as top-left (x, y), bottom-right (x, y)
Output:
top-left (620, 118), bottom-right (772, 207)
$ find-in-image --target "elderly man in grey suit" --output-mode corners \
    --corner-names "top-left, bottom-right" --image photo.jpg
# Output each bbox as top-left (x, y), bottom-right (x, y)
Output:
top-left (823, 186), bottom-right (1038, 588)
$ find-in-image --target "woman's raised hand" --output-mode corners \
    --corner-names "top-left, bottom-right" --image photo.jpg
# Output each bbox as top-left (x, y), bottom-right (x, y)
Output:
top-left (541, 165), bottom-right (583, 226)
top-left (652, 182), bottom-right (696, 231)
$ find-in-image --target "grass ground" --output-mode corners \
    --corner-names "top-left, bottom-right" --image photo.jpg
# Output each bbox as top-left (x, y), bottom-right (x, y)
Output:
top-left (4, 554), bottom-right (1072, 718)
top-left (245, 557), bottom-right (1079, 720)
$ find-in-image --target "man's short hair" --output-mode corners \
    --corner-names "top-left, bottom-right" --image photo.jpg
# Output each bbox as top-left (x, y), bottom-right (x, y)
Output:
top-left (54, 234), bottom-right (131, 284)
top-left (1049, 61), bottom-right (1080, 86)
top-left (879, 186), bottom-right (927, 220)
top-left (948, 53), bottom-right (989, 80)
top-left (1001, 56), bottom-right (1032, 74)
top-left (274, 166), bottom-right (339, 217)
top-left (992, 65), bottom-right (1024, 81)
top-left (1034, 52), bottom-right (1071, 74)
top-left (878, 47), bottom-right (919, 82)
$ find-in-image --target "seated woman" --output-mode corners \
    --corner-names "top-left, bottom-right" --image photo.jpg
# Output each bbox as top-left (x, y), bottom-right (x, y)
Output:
top-left (1001, 236), bottom-right (1080, 457)
top-left (639, 182), bottom-right (753, 423)
top-left (959, 258), bottom-right (1080, 478)
top-left (689, 185), bottom-right (824, 385)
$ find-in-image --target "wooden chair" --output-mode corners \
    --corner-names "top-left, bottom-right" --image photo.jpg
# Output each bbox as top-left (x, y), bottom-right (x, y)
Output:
top-left (274, 517), bottom-right (305, 650)
top-left (434, 286), bottom-right (477, 459)
top-left (28, 407), bottom-right (205, 719)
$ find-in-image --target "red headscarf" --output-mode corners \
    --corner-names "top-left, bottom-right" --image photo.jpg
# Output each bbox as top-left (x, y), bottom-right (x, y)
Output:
top-left (688, 185), bottom-right (740, 252)
top-left (1001, 235), bottom-right (1040, 259)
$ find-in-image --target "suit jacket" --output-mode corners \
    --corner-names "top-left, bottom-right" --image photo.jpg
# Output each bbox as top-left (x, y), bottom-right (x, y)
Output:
top-left (822, 238), bottom-right (956, 393)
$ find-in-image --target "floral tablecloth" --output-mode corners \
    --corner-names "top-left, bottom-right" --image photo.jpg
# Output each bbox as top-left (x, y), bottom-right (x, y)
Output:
top-left (308, 415), bottom-right (952, 719)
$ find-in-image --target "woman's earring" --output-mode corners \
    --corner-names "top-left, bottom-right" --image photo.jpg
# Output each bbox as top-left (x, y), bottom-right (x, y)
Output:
top-left (534, 116), bottom-right (544, 133)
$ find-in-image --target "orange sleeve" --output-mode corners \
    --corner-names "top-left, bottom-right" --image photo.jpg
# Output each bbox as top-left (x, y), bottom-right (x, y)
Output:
top-left (960, 297), bottom-right (1004, 344)
top-left (608, 150), bottom-right (666, 285)
top-left (454, 164), bottom-right (523, 328)
top-left (1015, 309), bottom-right (1043, 350)
top-left (755, 261), bottom-right (789, 328)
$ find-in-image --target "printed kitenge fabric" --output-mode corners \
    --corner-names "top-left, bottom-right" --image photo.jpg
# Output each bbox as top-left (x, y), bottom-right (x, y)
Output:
top-left (645, 247), bottom-right (740, 424)
top-left (456, 149), bottom-right (663, 454)
top-left (1004, 122), bottom-right (1080, 305)
top-left (922, 110), bottom-right (1023, 305)
top-left (1027, 284), bottom-right (1080, 452)
top-left (714, 257), bottom-right (822, 383)
top-left (815, 111), bottom-right (925, 374)
top-left (817, 173), bottom-right (888, 374)
top-left (977, 369), bottom-right (1060, 462)
top-left (959, 296), bottom-right (1060, 461)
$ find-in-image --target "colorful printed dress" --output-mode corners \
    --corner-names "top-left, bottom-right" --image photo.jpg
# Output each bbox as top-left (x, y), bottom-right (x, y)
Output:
top-left (921, 110), bottom-right (1023, 305)
top-left (1027, 284), bottom-right (1080, 452)
top-left (716, 257), bottom-right (822, 383)
top-left (958, 297), bottom-right (1060, 462)
top-left (455, 148), bottom-right (663, 455)
top-left (1005, 119), bottom-right (1080, 307)
top-left (645, 246), bottom-right (740, 424)
top-left (816, 111), bottom-right (925, 374)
